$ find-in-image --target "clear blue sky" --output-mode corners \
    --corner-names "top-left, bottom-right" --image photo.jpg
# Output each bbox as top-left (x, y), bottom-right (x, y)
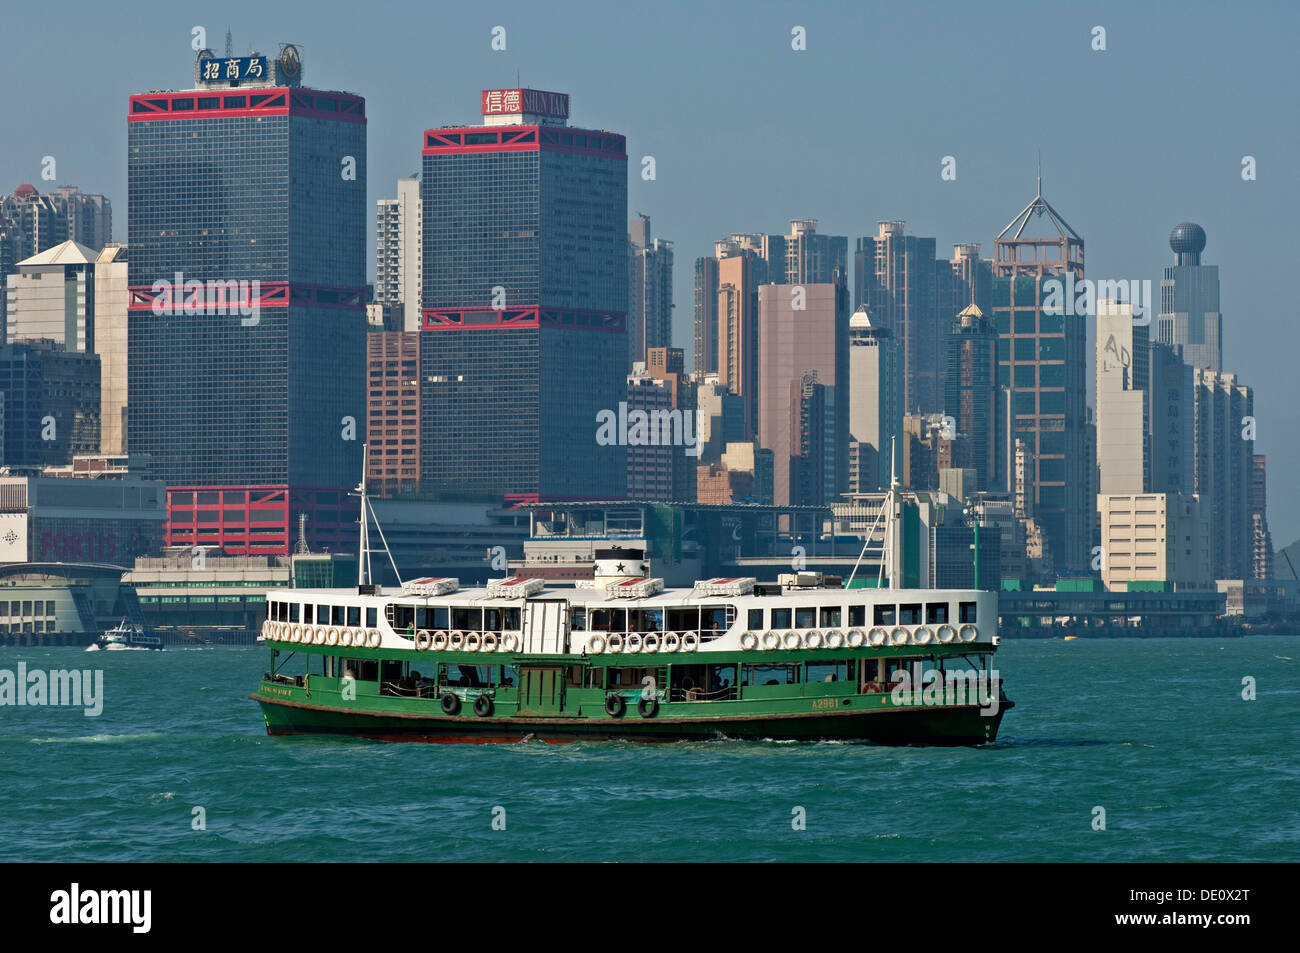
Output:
top-left (4, 0), bottom-right (1297, 544)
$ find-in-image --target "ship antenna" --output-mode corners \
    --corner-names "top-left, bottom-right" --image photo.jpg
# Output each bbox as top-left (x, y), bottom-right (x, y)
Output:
top-left (844, 436), bottom-right (899, 590)
top-left (353, 445), bottom-right (403, 590)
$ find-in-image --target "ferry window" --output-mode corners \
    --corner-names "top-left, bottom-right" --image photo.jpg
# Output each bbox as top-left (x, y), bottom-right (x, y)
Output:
top-left (393, 605), bottom-right (415, 631)
top-left (366, 608), bottom-right (377, 628)
top-left (667, 608), bottom-right (697, 631)
top-left (772, 607), bottom-right (792, 628)
top-left (570, 607), bottom-right (586, 631)
top-left (499, 665), bottom-right (518, 688)
top-left (820, 606), bottom-right (841, 627)
top-left (416, 608), bottom-right (433, 629)
top-left (289, 603), bottom-right (300, 623)
top-left (565, 665), bottom-right (586, 687)
top-left (589, 609), bottom-right (609, 631)
top-left (899, 603), bottom-right (922, 625)
top-left (607, 666), bottom-right (665, 690)
top-left (332, 606), bottom-right (346, 626)
top-left (795, 607), bottom-right (817, 629)
top-left (806, 660), bottom-right (851, 683)
top-left (874, 604), bottom-right (896, 625)
top-left (608, 608), bottom-right (627, 631)
top-left (433, 607), bottom-right (449, 629)
top-left (743, 663), bottom-right (801, 686)
top-left (630, 608), bottom-right (663, 632)
top-left (303, 605), bottom-right (314, 624)
top-left (443, 664), bottom-right (495, 688)
top-left (317, 605), bottom-right (330, 626)
top-left (700, 606), bottom-right (728, 636)
top-left (926, 603), bottom-right (949, 624)
top-left (347, 606), bottom-right (361, 627)
top-left (848, 605), bottom-right (866, 626)
top-left (959, 601), bottom-right (978, 623)
top-left (451, 607), bottom-right (482, 630)
top-left (747, 609), bottom-right (764, 629)
top-left (503, 607), bottom-right (521, 630)
top-left (483, 608), bottom-right (504, 631)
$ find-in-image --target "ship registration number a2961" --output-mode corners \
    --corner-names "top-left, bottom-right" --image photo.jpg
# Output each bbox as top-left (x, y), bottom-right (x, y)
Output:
top-left (810, 698), bottom-right (839, 710)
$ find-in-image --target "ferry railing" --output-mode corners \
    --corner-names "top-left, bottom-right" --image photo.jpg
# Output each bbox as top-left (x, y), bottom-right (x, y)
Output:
top-left (669, 685), bottom-right (737, 703)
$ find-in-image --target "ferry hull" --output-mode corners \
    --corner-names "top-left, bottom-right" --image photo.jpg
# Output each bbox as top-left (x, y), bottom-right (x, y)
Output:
top-left (253, 695), bottom-right (1011, 746)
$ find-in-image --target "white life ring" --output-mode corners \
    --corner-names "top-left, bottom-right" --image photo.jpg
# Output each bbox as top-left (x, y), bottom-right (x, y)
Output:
top-left (825, 630), bottom-right (845, 649)
top-left (846, 628), bottom-right (866, 648)
top-left (432, 630), bottom-right (449, 650)
top-left (482, 632), bottom-right (499, 653)
top-left (464, 631), bottom-right (481, 652)
top-left (606, 633), bottom-right (624, 653)
top-left (739, 631), bottom-right (759, 651)
top-left (588, 634), bottom-right (606, 655)
top-left (913, 626), bottom-right (933, 646)
top-left (681, 632), bottom-right (699, 652)
top-left (325, 627), bottom-right (339, 647)
top-left (415, 630), bottom-right (432, 651)
top-left (937, 624), bottom-right (957, 644)
top-left (804, 630), bottom-right (824, 650)
top-left (662, 632), bottom-right (680, 653)
top-left (625, 632), bottom-right (643, 653)
top-left (338, 627), bottom-right (351, 647)
top-left (762, 630), bottom-right (780, 650)
top-left (890, 627), bottom-right (909, 646)
top-left (868, 627), bottom-right (888, 647)
top-left (367, 629), bottom-right (381, 649)
top-left (313, 627), bottom-right (326, 645)
top-left (782, 630), bottom-right (801, 650)
top-left (501, 632), bottom-right (519, 652)
top-left (643, 633), bottom-right (660, 654)
top-left (290, 624), bottom-right (302, 642)
top-left (959, 624), bottom-right (979, 643)
top-left (449, 630), bottom-right (464, 650)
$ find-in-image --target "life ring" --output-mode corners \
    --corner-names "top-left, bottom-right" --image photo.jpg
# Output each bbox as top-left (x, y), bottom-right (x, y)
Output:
top-left (464, 631), bottom-right (481, 653)
top-left (762, 630), bottom-right (780, 650)
top-left (313, 627), bottom-right (326, 645)
top-left (432, 630), bottom-right (449, 650)
top-left (804, 630), bottom-right (824, 650)
top-left (681, 632), bottom-right (699, 652)
top-left (890, 627), bottom-right (909, 646)
top-left (261, 621), bottom-right (273, 640)
top-left (367, 629), bottom-right (381, 649)
top-left (662, 632), bottom-right (680, 653)
top-left (782, 630), bottom-right (800, 650)
top-left (625, 633), bottom-right (643, 653)
top-left (474, 693), bottom-right (493, 717)
top-left (638, 697), bottom-right (659, 718)
top-left (281, 624), bottom-right (293, 642)
top-left (605, 694), bottom-right (626, 718)
top-left (607, 633), bottom-right (624, 653)
top-left (440, 692), bottom-right (461, 715)
top-left (501, 632), bottom-right (519, 652)
top-left (482, 632), bottom-right (498, 653)
top-left (739, 631), bottom-right (759, 651)
top-left (868, 627), bottom-right (888, 647)
top-left (913, 626), bottom-right (933, 646)
top-left (589, 634), bottom-right (606, 655)
top-left (846, 628), bottom-right (865, 648)
top-left (643, 633), bottom-right (660, 654)
top-left (290, 624), bottom-right (302, 642)
top-left (959, 624), bottom-right (979, 643)
top-left (338, 627), bottom-right (352, 647)
top-left (449, 630), bottom-right (464, 650)
top-left (825, 630), bottom-right (845, 649)
top-left (325, 627), bottom-right (339, 646)
top-left (415, 630), bottom-right (433, 651)
top-left (937, 624), bottom-right (957, 644)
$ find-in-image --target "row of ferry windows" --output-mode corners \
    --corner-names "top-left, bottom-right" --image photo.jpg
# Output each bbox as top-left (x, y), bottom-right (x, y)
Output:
top-left (747, 601), bottom-right (977, 630)
top-left (267, 602), bottom-right (378, 628)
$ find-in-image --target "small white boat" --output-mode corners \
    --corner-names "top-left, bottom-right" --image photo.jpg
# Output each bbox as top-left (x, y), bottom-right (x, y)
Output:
top-left (87, 620), bottom-right (164, 652)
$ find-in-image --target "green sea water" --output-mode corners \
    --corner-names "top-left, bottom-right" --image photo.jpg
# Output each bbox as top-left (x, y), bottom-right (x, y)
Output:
top-left (1, 637), bottom-right (1296, 862)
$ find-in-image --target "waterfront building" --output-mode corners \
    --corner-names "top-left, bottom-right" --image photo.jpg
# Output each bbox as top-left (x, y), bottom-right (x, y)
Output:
top-left (0, 341), bottom-right (100, 466)
top-left (0, 472), bottom-right (163, 565)
top-left (419, 87), bottom-right (627, 500)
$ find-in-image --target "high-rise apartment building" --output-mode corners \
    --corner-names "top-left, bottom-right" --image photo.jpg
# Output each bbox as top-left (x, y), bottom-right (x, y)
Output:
top-left (628, 215), bottom-right (673, 367)
top-left (693, 256), bottom-right (719, 377)
top-left (1094, 299), bottom-right (1149, 494)
top-left (992, 180), bottom-right (1089, 573)
top-left (127, 46), bottom-right (367, 553)
top-left (375, 176), bottom-right (422, 332)
top-left (855, 222), bottom-right (939, 415)
top-left (1158, 223), bottom-right (1221, 372)
top-left (94, 244), bottom-right (129, 454)
top-left (943, 303), bottom-right (1001, 492)
top-left (716, 253), bottom-right (759, 438)
top-left (4, 240), bottom-right (98, 350)
top-left (365, 331), bottom-right (421, 497)
top-left (847, 304), bottom-right (900, 492)
top-left (419, 88), bottom-right (627, 500)
top-left (1192, 368), bottom-right (1253, 580)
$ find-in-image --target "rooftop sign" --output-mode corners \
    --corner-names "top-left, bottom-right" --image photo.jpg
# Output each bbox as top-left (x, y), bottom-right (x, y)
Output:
top-left (481, 88), bottom-right (569, 123)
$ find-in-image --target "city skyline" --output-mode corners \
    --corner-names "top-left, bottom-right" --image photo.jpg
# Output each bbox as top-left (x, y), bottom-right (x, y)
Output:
top-left (1, 0), bottom-right (1294, 542)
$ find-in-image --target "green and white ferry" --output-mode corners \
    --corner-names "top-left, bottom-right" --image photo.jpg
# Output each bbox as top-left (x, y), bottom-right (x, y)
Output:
top-left (252, 466), bottom-right (1012, 744)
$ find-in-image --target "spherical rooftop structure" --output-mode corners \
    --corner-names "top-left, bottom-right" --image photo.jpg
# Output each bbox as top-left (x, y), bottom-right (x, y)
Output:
top-left (1169, 222), bottom-right (1207, 256)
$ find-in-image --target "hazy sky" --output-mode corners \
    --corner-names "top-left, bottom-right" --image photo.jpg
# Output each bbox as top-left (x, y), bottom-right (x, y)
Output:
top-left (4, 0), bottom-right (1296, 543)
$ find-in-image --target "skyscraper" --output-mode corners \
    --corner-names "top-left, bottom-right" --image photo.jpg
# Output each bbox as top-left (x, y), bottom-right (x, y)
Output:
top-left (693, 256), bottom-right (719, 377)
top-left (847, 304), bottom-right (899, 492)
top-left (1094, 299), bottom-right (1150, 494)
top-left (628, 214), bottom-right (673, 366)
top-left (716, 252), bottom-right (760, 438)
top-left (1158, 223), bottom-right (1221, 372)
top-left (943, 303), bottom-right (1001, 492)
top-left (855, 222), bottom-right (939, 415)
top-left (375, 176), bottom-right (422, 332)
top-left (1192, 368), bottom-right (1253, 580)
top-left (419, 88), bottom-right (627, 500)
top-left (992, 179), bottom-right (1089, 573)
top-left (127, 45), bottom-right (366, 552)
